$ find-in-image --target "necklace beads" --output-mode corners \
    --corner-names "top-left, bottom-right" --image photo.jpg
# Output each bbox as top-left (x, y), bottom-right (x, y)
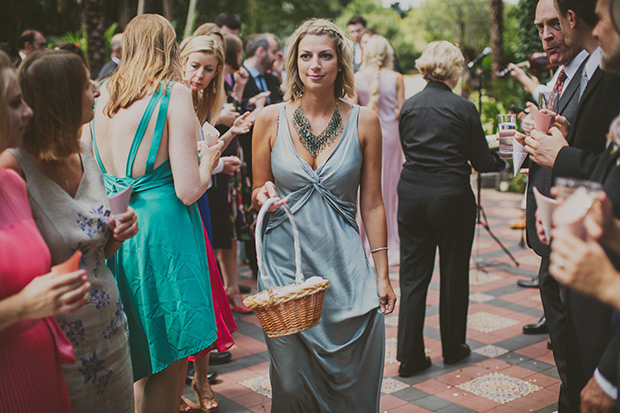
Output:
top-left (292, 104), bottom-right (343, 158)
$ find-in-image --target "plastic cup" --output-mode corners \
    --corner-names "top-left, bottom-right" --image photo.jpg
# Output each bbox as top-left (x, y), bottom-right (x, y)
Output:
top-left (553, 177), bottom-right (603, 201)
top-left (498, 114), bottom-right (516, 159)
top-left (533, 187), bottom-right (558, 240)
top-left (531, 106), bottom-right (554, 133)
top-left (51, 250), bottom-right (82, 274)
top-left (552, 186), bottom-right (592, 239)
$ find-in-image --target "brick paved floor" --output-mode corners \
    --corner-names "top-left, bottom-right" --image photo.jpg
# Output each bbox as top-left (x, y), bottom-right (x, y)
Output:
top-left (184, 186), bottom-right (560, 412)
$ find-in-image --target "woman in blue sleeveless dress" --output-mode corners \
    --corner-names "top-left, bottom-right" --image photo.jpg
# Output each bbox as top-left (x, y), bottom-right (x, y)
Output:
top-left (252, 19), bottom-right (397, 412)
top-left (83, 15), bottom-right (223, 412)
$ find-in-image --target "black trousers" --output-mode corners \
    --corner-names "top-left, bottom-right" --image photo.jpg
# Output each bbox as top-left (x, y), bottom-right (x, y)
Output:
top-left (396, 179), bottom-right (476, 365)
top-left (538, 257), bottom-right (573, 412)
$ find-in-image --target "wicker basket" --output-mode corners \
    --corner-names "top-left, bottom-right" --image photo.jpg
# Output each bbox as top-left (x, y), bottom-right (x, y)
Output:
top-left (243, 198), bottom-right (330, 338)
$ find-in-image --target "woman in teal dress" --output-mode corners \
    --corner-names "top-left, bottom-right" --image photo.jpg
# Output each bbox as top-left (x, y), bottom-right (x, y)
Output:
top-left (252, 19), bottom-right (397, 412)
top-left (83, 15), bottom-right (223, 412)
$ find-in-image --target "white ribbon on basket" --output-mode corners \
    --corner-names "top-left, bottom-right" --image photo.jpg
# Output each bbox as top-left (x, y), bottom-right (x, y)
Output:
top-left (255, 197), bottom-right (304, 290)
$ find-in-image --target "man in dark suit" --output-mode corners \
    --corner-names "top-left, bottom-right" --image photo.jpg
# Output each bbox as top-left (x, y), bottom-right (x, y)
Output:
top-left (96, 33), bottom-right (122, 82)
top-left (237, 33), bottom-right (283, 275)
top-left (526, 0), bottom-right (620, 410)
top-left (13, 30), bottom-right (45, 68)
top-left (547, 1), bottom-right (620, 410)
top-left (516, 1), bottom-right (586, 409)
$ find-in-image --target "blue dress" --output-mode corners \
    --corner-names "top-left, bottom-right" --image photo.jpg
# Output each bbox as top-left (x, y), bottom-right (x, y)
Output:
top-left (91, 82), bottom-right (217, 380)
top-left (259, 103), bottom-right (385, 412)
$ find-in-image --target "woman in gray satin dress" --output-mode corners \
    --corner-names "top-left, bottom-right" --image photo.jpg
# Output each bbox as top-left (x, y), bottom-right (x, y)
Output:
top-left (251, 19), bottom-right (397, 412)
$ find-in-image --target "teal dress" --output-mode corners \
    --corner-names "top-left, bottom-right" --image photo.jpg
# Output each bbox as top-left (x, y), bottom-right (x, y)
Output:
top-left (260, 104), bottom-right (385, 412)
top-left (91, 82), bottom-right (217, 380)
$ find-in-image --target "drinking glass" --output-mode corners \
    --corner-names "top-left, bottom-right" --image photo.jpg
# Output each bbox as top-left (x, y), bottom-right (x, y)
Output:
top-left (553, 177), bottom-right (603, 201)
top-left (498, 114), bottom-right (516, 158)
top-left (538, 90), bottom-right (558, 111)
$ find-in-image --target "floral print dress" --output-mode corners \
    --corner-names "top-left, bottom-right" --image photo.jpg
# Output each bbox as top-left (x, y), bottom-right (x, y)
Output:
top-left (12, 145), bottom-right (133, 413)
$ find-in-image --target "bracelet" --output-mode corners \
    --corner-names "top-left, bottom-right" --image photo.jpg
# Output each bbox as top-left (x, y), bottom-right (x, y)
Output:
top-left (370, 247), bottom-right (388, 254)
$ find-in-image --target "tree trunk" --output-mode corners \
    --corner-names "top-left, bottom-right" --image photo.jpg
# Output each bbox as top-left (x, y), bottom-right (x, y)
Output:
top-left (183, 0), bottom-right (198, 39)
top-left (490, 0), bottom-right (503, 79)
top-left (162, 0), bottom-right (173, 21)
top-left (84, 0), bottom-right (106, 78)
top-left (137, 0), bottom-right (145, 15)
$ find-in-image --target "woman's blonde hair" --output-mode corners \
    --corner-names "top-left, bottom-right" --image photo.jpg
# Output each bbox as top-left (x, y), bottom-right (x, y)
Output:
top-left (180, 35), bottom-right (225, 124)
top-left (0, 51), bottom-right (12, 141)
top-left (18, 50), bottom-right (88, 161)
top-left (416, 41), bottom-right (464, 83)
top-left (284, 18), bottom-right (355, 102)
top-left (361, 35), bottom-right (394, 111)
top-left (193, 23), bottom-right (225, 46)
top-left (104, 14), bottom-right (182, 117)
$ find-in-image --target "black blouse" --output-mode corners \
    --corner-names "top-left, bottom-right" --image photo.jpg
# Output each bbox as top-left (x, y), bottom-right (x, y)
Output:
top-left (398, 81), bottom-right (504, 185)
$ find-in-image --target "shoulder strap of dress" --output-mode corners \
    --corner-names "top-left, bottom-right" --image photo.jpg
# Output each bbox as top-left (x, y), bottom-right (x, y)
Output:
top-left (91, 81), bottom-right (107, 174)
top-left (145, 81), bottom-right (173, 174)
top-left (125, 84), bottom-right (165, 177)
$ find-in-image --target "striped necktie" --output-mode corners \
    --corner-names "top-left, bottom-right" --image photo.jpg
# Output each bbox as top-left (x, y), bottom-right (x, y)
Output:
top-left (550, 69), bottom-right (567, 112)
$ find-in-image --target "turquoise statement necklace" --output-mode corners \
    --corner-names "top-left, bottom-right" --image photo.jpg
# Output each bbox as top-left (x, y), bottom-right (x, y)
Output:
top-left (293, 103), bottom-right (343, 158)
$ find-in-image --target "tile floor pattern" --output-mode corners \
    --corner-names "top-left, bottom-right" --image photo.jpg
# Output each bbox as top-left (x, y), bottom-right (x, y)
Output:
top-left (184, 187), bottom-right (561, 412)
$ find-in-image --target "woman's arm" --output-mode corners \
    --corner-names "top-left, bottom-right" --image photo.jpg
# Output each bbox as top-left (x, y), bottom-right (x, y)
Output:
top-left (0, 269), bottom-right (89, 331)
top-left (251, 105), bottom-right (286, 211)
top-left (358, 106), bottom-right (397, 315)
top-left (218, 112), bottom-right (253, 150)
top-left (395, 72), bottom-right (405, 116)
top-left (167, 83), bottom-right (223, 205)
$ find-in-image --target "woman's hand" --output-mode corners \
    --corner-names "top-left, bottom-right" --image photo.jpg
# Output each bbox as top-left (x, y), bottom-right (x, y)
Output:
top-left (221, 156), bottom-right (241, 175)
top-left (219, 106), bottom-right (240, 128)
top-left (254, 181), bottom-right (286, 211)
top-left (230, 112), bottom-right (254, 136)
top-left (109, 206), bottom-right (138, 242)
top-left (376, 276), bottom-right (397, 315)
top-left (18, 269), bottom-right (90, 319)
top-left (198, 139), bottom-right (224, 175)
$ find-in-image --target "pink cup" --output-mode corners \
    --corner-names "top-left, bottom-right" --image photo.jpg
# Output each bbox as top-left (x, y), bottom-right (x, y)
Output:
top-left (531, 107), bottom-right (554, 133)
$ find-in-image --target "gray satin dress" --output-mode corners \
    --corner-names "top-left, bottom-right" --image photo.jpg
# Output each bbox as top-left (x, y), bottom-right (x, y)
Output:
top-left (259, 103), bottom-right (385, 412)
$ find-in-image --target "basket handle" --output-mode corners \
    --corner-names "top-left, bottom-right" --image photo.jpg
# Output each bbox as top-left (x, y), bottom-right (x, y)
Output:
top-left (255, 197), bottom-right (304, 288)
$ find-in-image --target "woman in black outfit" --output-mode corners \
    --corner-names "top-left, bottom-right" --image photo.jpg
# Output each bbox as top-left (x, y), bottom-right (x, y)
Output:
top-left (396, 41), bottom-right (505, 377)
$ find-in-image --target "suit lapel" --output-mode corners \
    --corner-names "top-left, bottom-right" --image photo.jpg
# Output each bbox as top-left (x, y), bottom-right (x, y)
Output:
top-left (557, 59), bottom-right (585, 115)
top-left (576, 67), bottom-right (603, 113)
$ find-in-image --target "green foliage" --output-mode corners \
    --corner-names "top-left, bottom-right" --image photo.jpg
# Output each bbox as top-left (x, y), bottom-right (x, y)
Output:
top-left (47, 30), bottom-right (88, 53)
top-left (336, 0), bottom-right (418, 72)
top-left (45, 23), bottom-right (118, 65)
top-left (516, 0), bottom-right (541, 62)
top-left (410, 0), bottom-right (491, 56)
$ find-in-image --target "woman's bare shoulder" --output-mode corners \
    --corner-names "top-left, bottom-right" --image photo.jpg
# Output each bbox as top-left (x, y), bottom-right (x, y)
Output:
top-left (256, 103), bottom-right (280, 124)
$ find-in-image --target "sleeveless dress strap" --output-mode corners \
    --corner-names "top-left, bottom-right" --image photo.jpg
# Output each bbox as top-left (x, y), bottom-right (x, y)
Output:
top-left (145, 82), bottom-right (173, 174)
top-left (126, 87), bottom-right (164, 177)
top-left (91, 81), bottom-right (107, 174)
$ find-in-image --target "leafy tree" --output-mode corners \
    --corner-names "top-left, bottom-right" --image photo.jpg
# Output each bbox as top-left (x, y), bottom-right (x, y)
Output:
top-left (515, 0), bottom-right (541, 62)
top-left (410, 0), bottom-right (491, 60)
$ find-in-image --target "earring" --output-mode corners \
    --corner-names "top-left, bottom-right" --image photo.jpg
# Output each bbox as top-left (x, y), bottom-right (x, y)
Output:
top-left (213, 82), bottom-right (217, 93)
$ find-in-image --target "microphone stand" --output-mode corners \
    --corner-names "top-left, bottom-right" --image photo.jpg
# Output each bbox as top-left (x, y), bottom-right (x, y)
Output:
top-left (469, 65), bottom-right (519, 270)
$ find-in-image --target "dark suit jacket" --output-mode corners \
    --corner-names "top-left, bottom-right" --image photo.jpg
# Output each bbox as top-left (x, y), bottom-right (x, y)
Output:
top-left (572, 137), bottom-right (620, 389)
top-left (526, 61), bottom-right (584, 256)
top-left (551, 69), bottom-right (620, 395)
top-left (239, 68), bottom-right (283, 113)
top-left (552, 68), bottom-right (620, 181)
top-left (96, 60), bottom-right (119, 82)
top-left (238, 67), bottom-right (283, 180)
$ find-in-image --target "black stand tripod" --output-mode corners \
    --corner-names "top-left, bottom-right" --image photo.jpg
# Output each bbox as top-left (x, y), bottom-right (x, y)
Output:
top-left (470, 67), bottom-right (519, 270)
